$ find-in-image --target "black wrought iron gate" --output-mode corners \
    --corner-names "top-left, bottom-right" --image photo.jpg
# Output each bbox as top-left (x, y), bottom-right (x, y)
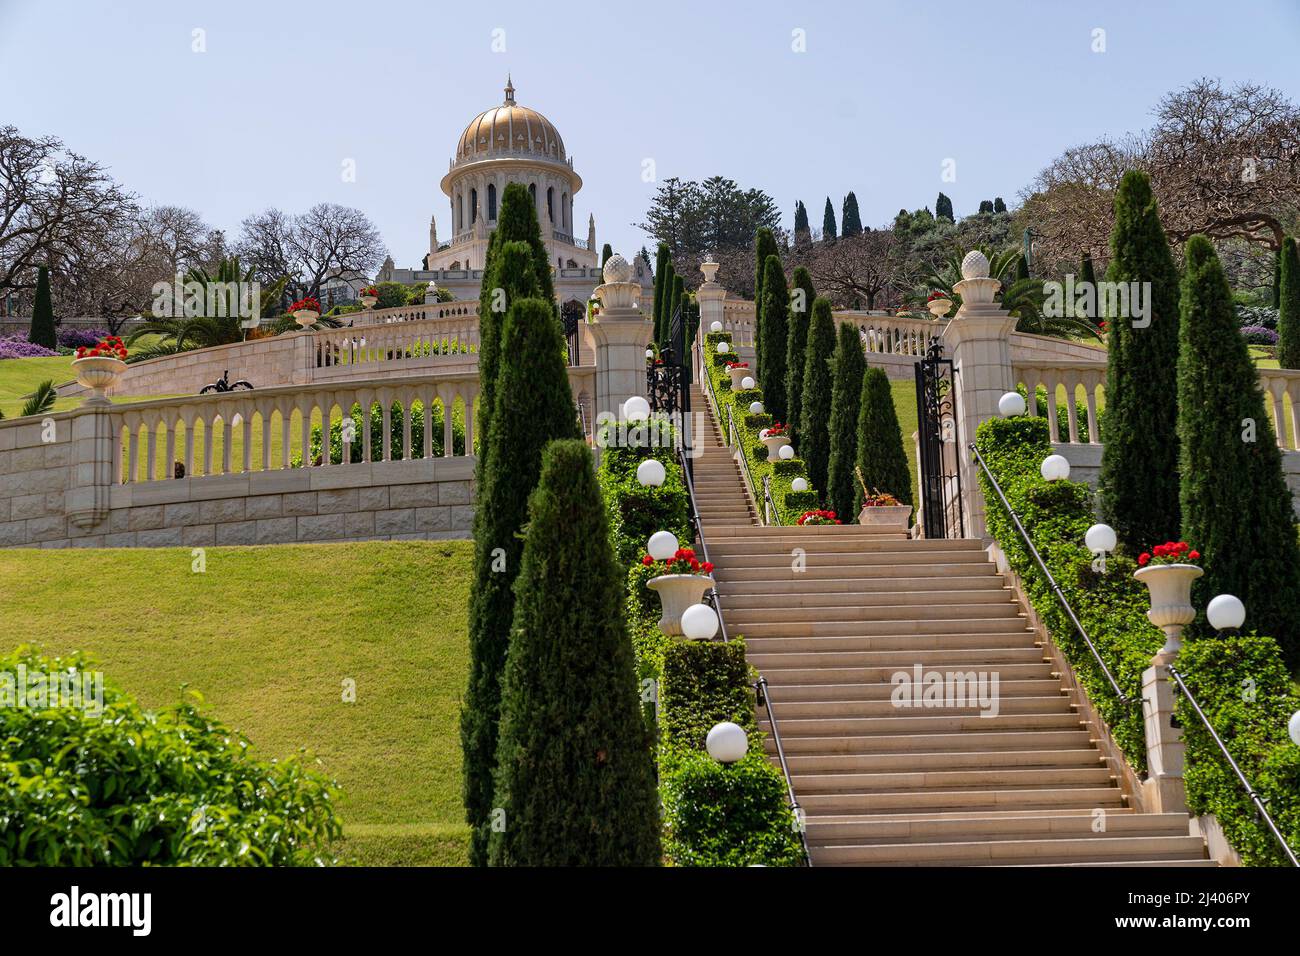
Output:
top-left (914, 338), bottom-right (964, 539)
top-left (648, 305), bottom-right (690, 419)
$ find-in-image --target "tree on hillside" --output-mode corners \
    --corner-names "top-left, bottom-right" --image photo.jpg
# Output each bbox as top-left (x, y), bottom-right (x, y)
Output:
top-left (757, 256), bottom-right (790, 421)
top-left (1276, 237), bottom-right (1300, 369)
top-left (842, 192), bottom-right (863, 238)
top-left (797, 228), bottom-right (905, 310)
top-left (800, 298), bottom-right (837, 496)
top-left (786, 266), bottom-right (816, 442)
top-left (978, 200), bottom-right (994, 215)
top-left (935, 192), bottom-right (954, 221)
top-left (652, 243), bottom-right (670, 346)
top-left (1098, 170), bottom-right (1182, 550)
top-left (236, 203), bottom-right (385, 301)
top-left (822, 198), bottom-right (837, 242)
top-left (669, 272), bottom-right (685, 347)
top-left (601, 243), bottom-right (613, 268)
top-left (1080, 251), bottom-right (1097, 287)
top-left (1177, 235), bottom-right (1300, 664)
top-left (752, 227), bottom-right (779, 374)
top-left (993, 197), bottom-right (1007, 214)
top-left (793, 201), bottom-right (811, 245)
top-left (826, 322), bottom-right (866, 517)
top-left (855, 367), bottom-right (912, 510)
top-left (635, 176), bottom-right (780, 260)
top-left (26, 265), bottom-right (55, 349)
top-left (488, 439), bottom-right (661, 866)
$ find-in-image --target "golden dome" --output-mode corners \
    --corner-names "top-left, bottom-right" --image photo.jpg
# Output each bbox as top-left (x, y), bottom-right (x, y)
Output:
top-left (455, 77), bottom-right (565, 164)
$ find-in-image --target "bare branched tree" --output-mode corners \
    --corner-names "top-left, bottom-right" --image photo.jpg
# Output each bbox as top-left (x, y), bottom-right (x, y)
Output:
top-left (236, 203), bottom-right (385, 302)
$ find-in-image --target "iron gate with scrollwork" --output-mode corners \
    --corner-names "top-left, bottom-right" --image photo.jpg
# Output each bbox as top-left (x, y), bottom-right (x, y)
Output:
top-left (648, 305), bottom-right (690, 419)
top-left (914, 337), bottom-right (964, 539)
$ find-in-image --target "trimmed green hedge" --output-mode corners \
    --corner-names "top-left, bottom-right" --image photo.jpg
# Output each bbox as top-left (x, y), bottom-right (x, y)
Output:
top-left (976, 416), bottom-right (1300, 866)
top-left (596, 438), bottom-right (690, 568)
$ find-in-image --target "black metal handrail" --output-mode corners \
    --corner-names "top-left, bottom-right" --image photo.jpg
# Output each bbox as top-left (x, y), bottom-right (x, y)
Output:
top-left (755, 675), bottom-right (813, 867)
top-left (969, 442), bottom-right (1129, 703)
top-left (762, 473), bottom-right (782, 527)
top-left (676, 442), bottom-right (727, 645)
top-left (727, 404), bottom-right (767, 527)
top-left (1166, 665), bottom-right (1300, 866)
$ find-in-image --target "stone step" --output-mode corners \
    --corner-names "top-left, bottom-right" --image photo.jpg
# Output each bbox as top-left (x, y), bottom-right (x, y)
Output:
top-left (783, 746), bottom-right (1099, 773)
top-left (738, 618), bottom-right (1032, 639)
top-left (744, 632), bottom-right (1036, 654)
top-left (726, 588), bottom-right (1014, 610)
top-left (730, 603), bottom-right (1023, 625)
top-left (715, 563), bottom-right (1000, 583)
top-left (797, 785), bottom-right (1127, 815)
top-left (811, 834), bottom-right (1207, 866)
top-left (765, 712), bottom-right (1083, 738)
top-left (756, 661), bottom-right (1054, 685)
top-left (1002, 858), bottom-right (1218, 867)
top-left (705, 526), bottom-right (985, 542)
top-left (718, 575), bottom-right (1002, 595)
top-left (792, 766), bottom-right (1115, 795)
top-left (708, 539), bottom-right (984, 556)
top-left (768, 696), bottom-right (1071, 721)
top-left (750, 646), bottom-right (1045, 671)
top-left (805, 810), bottom-right (1185, 845)
top-left (715, 550), bottom-right (991, 568)
top-left (767, 678), bottom-right (1066, 702)
top-left (766, 728), bottom-right (1093, 755)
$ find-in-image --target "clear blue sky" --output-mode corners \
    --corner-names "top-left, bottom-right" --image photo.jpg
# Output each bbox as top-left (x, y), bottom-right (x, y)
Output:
top-left (2, 0), bottom-right (1298, 274)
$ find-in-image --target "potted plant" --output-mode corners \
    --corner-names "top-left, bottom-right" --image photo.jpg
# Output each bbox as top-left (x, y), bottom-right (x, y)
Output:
top-left (926, 289), bottom-right (953, 319)
top-left (1134, 541), bottom-right (1203, 660)
top-left (643, 547), bottom-right (715, 636)
top-left (359, 285), bottom-right (379, 308)
top-left (797, 509), bottom-right (841, 526)
top-left (290, 296), bottom-right (322, 330)
top-left (725, 360), bottom-right (751, 390)
top-left (72, 336), bottom-right (129, 406)
top-left (855, 469), bottom-right (913, 532)
top-left (760, 421), bottom-right (792, 461)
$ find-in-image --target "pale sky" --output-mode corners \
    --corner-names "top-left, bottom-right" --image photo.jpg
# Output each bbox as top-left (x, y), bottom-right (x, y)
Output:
top-left (2, 0), bottom-right (1298, 275)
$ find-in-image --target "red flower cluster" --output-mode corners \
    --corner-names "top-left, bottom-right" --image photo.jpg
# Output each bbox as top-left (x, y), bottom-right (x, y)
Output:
top-left (1098, 319), bottom-right (1108, 330)
top-left (1137, 541), bottom-right (1201, 567)
top-left (75, 335), bottom-right (128, 360)
top-left (725, 360), bottom-right (749, 369)
top-left (641, 547), bottom-right (714, 576)
top-left (290, 297), bottom-right (322, 313)
top-left (797, 509), bottom-right (841, 526)
top-left (359, 285), bottom-right (378, 298)
top-left (765, 422), bottom-right (789, 438)
top-left (927, 290), bottom-right (950, 302)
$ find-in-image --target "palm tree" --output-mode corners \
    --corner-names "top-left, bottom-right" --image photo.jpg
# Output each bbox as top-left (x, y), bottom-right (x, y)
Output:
top-left (0, 380), bottom-right (57, 420)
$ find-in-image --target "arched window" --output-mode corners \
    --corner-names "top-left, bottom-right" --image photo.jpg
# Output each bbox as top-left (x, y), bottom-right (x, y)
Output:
top-left (487, 183), bottom-right (497, 220)
top-left (470, 188), bottom-right (478, 223)
top-left (547, 187), bottom-right (554, 223)
top-left (529, 183), bottom-right (536, 204)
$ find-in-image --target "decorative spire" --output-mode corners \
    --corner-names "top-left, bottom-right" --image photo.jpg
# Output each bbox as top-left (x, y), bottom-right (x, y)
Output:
top-left (504, 74), bottom-right (515, 105)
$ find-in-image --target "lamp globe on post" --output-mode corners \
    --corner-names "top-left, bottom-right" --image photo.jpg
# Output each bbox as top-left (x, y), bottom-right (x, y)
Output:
top-left (1206, 594), bottom-right (1246, 633)
top-left (647, 531), bottom-right (679, 561)
top-left (1085, 523), bottom-right (1117, 555)
top-left (749, 401), bottom-right (764, 415)
top-left (645, 348), bottom-right (654, 359)
top-left (716, 341), bottom-right (730, 355)
top-left (710, 320), bottom-right (723, 333)
top-left (706, 722), bottom-right (748, 763)
top-left (778, 444), bottom-right (795, 460)
top-left (791, 477), bottom-right (808, 492)
top-left (681, 603), bottom-right (719, 641)
top-left (1288, 710), bottom-right (1300, 747)
top-left (741, 375), bottom-right (755, 390)
top-left (1040, 454), bottom-right (1071, 481)
top-left (624, 395), bottom-right (651, 422)
top-left (636, 459), bottom-right (666, 488)
top-left (998, 391), bottom-right (1027, 417)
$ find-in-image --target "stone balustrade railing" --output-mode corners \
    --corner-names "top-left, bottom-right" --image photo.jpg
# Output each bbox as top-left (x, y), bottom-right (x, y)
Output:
top-left (1254, 368), bottom-right (1300, 451)
top-left (1012, 360), bottom-right (1107, 445)
top-left (309, 314), bottom-right (480, 380)
top-left (349, 300), bottom-right (478, 327)
top-left (837, 312), bottom-right (943, 357)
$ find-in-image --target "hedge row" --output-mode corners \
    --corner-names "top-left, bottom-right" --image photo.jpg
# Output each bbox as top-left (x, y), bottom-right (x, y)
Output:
top-left (975, 416), bottom-right (1300, 866)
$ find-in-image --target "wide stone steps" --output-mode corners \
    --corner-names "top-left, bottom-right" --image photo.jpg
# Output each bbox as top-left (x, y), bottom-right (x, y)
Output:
top-left (715, 563), bottom-right (1001, 582)
top-left (770, 696), bottom-right (1073, 720)
top-left (766, 677), bottom-right (1066, 703)
top-left (762, 713), bottom-right (1084, 738)
top-left (782, 746), bottom-right (1101, 773)
top-left (737, 618), bottom-right (1034, 639)
top-left (813, 835), bottom-right (1207, 866)
top-left (791, 766), bottom-right (1115, 794)
top-left (719, 575), bottom-right (1003, 595)
top-left (749, 646), bottom-right (1045, 670)
top-left (745, 632), bottom-right (1036, 653)
top-left (765, 729), bottom-right (1095, 755)
top-left (755, 661), bottom-right (1056, 685)
top-left (731, 603), bottom-right (1023, 625)
top-left (796, 785), bottom-right (1128, 816)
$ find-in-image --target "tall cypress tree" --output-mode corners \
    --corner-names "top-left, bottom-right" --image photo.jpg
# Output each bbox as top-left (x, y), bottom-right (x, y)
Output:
top-left (993, 197), bottom-right (1007, 214)
top-left (27, 265), bottom-right (55, 349)
top-left (800, 298), bottom-right (836, 498)
top-left (757, 256), bottom-right (790, 422)
top-left (822, 198), bottom-right (837, 242)
top-left (855, 367), bottom-right (912, 511)
top-left (935, 192), bottom-right (954, 221)
top-left (488, 439), bottom-right (661, 866)
top-left (793, 201), bottom-right (810, 243)
top-left (841, 192), bottom-right (863, 238)
top-left (656, 260), bottom-right (677, 347)
top-left (752, 227), bottom-right (779, 374)
top-left (669, 273), bottom-right (685, 350)
top-left (600, 243), bottom-right (613, 268)
top-left (1177, 236), bottom-right (1300, 664)
top-left (1273, 246), bottom-right (1283, 308)
top-left (461, 292), bottom-right (581, 866)
top-left (826, 322), bottom-right (865, 517)
top-left (1276, 237), bottom-right (1300, 370)
top-left (1080, 251), bottom-right (1097, 288)
top-left (1098, 170), bottom-right (1182, 550)
top-left (786, 266), bottom-right (816, 442)
top-left (652, 243), bottom-right (670, 347)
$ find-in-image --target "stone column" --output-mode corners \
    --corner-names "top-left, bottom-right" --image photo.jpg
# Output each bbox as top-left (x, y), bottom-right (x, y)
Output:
top-left (589, 253), bottom-right (652, 426)
top-left (696, 257), bottom-right (725, 378)
top-left (942, 250), bottom-right (1018, 539)
top-left (65, 404), bottom-right (115, 530)
top-left (1140, 662), bottom-right (1186, 813)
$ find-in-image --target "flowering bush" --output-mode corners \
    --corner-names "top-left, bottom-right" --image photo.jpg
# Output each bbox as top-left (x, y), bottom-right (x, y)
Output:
top-left (290, 297), bottom-right (322, 314)
top-left (74, 335), bottom-right (128, 360)
top-left (860, 490), bottom-right (902, 507)
top-left (724, 360), bottom-right (749, 370)
top-left (640, 546), bottom-right (714, 577)
top-left (1137, 541), bottom-right (1201, 568)
top-left (1240, 324), bottom-right (1279, 346)
top-left (0, 335), bottom-right (58, 359)
top-left (359, 286), bottom-right (378, 298)
top-left (57, 327), bottom-right (110, 349)
top-left (797, 509), bottom-right (840, 526)
top-left (763, 422), bottom-right (789, 438)
top-left (927, 290), bottom-right (950, 302)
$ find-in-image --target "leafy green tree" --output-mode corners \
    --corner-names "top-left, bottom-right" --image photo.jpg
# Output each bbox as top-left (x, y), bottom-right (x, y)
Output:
top-left (1177, 236), bottom-right (1300, 664)
top-left (752, 227), bottom-right (779, 374)
top-left (461, 264), bottom-right (579, 872)
top-left (1276, 237), bottom-right (1300, 369)
top-left (1098, 170), bottom-right (1182, 550)
top-left (26, 265), bottom-right (55, 349)
top-left (993, 197), bottom-right (1007, 214)
top-left (822, 198), bottom-right (837, 242)
top-left (657, 260), bottom-right (678, 347)
top-left (786, 267), bottom-right (816, 442)
top-left (978, 200), bottom-right (994, 215)
top-left (826, 322), bottom-right (865, 517)
top-left (841, 192), bottom-right (863, 237)
top-left (488, 439), bottom-right (661, 866)
top-left (935, 192), bottom-right (954, 221)
top-left (799, 298), bottom-right (836, 496)
top-left (757, 256), bottom-right (789, 421)
top-left (855, 367), bottom-right (912, 510)
top-left (670, 272), bottom-right (685, 346)
top-left (793, 201), bottom-right (810, 242)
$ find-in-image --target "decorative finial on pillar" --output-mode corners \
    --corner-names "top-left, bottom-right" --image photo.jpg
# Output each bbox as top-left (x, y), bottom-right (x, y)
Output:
top-left (953, 248), bottom-right (1002, 309)
top-left (504, 75), bottom-right (515, 105)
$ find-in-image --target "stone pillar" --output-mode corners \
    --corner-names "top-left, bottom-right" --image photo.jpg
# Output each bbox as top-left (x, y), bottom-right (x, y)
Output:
top-left (65, 404), bottom-right (115, 530)
top-left (589, 253), bottom-right (652, 426)
top-left (1141, 663), bottom-right (1186, 813)
top-left (942, 250), bottom-right (1018, 539)
top-left (696, 257), bottom-right (725, 376)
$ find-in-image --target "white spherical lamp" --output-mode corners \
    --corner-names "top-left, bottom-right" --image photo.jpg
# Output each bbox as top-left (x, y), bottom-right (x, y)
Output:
top-left (1040, 454), bottom-right (1070, 482)
top-left (741, 376), bottom-right (755, 390)
top-left (749, 401), bottom-right (764, 415)
top-left (1084, 523), bottom-right (1117, 554)
top-left (1206, 594), bottom-right (1246, 632)
top-left (706, 721), bottom-right (748, 763)
top-left (710, 320), bottom-right (723, 333)
top-left (778, 444), bottom-right (795, 460)
top-left (791, 477), bottom-right (808, 492)
top-left (645, 348), bottom-right (654, 359)
top-left (636, 459), bottom-right (666, 488)
top-left (624, 395), bottom-right (651, 422)
top-left (647, 530), bottom-right (679, 561)
top-left (1288, 710), bottom-right (1300, 746)
top-left (716, 341), bottom-right (730, 354)
top-left (998, 391), bottom-right (1027, 417)
top-left (681, 603), bottom-right (719, 641)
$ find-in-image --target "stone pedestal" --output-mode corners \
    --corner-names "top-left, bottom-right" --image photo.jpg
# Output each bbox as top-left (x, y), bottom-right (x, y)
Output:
top-left (1141, 663), bottom-right (1187, 813)
top-left (696, 259), bottom-right (726, 353)
top-left (589, 253), bottom-right (652, 427)
top-left (66, 406), bottom-right (115, 529)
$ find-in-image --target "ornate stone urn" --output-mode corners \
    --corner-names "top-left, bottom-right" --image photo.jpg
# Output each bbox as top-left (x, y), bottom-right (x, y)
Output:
top-left (359, 295), bottom-right (378, 309)
top-left (857, 503), bottom-right (912, 534)
top-left (647, 573), bottom-right (716, 636)
top-left (760, 433), bottom-right (791, 461)
top-left (72, 355), bottom-right (126, 407)
top-left (1134, 564), bottom-right (1203, 661)
top-left (726, 364), bottom-right (752, 390)
top-left (293, 309), bottom-right (320, 330)
top-left (927, 297), bottom-right (953, 319)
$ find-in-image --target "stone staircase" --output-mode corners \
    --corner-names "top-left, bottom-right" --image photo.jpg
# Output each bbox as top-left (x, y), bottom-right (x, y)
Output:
top-left (688, 385), bottom-right (1211, 867)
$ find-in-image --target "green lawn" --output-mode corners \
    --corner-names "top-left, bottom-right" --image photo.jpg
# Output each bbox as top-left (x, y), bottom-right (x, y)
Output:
top-left (0, 540), bottom-right (473, 866)
top-left (889, 379), bottom-right (920, 498)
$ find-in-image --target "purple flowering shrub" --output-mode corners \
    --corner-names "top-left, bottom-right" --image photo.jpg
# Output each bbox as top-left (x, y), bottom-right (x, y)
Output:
top-left (56, 326), bottom-right (109, 349)
top-left (0, 335), bottom-right (59, 359)
top-left (1240, 325), bottom-right (1279, 346)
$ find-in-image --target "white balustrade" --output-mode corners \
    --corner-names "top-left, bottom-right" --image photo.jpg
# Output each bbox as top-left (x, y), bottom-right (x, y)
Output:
top-left (839, 312), bottom-right (942, 357)
top-left (311, 314), bottom-right (480, 375)
top-left (1013, 361), bottom-right (1107, 444)
top-left (1254, 369), bottom-right (1300, 451)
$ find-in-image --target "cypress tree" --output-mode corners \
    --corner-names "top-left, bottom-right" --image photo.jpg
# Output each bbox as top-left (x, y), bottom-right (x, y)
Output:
top-left (652, 242), bottom-right (670, 347)
top-left (855, 367), bottom-right (912, 511)
top-left (841, 192), bottom-right (863, 238)
top-left (935, 192), bottom-right (954, 221)
top-left (1177, 236), bottom-right (1300, 664)
top-left (757, 256), bottom-right (789, 422)
top-left (752, 227), bottom-right (778, 374)
top-left (461, 296), bottom-right (581, 866)
top-left (826, 322), bottom-right (865, 517)
top-left (822, 198), bottom-right (837, 242)
top-left (1276, 237), bottom-right (1300, 370)
top-left (786, 266), bottom-right (816, 443)
top-left (669, 272), bottom-right (685, 350)
top-left (793, 201), bottom-right (810, 242)
top-left (600, 243), bottom-right (613, 268)
top-left (1080, 251), bottom-right (1097, 288)
top-left (27, 265), bottom-right (55, 349)
top-left (993, 197), bottom-right (1007, 214)
top-left (488, 439), bottom-right (661, 866)
top-left (978, 200), bottom-right (994, 215)
top-left (1273, 246), bottom-right (1282, 308)
top-left (1097, 170), bottom-right (1182, 550)
top-left (800, 298), bottom-right (836, 496)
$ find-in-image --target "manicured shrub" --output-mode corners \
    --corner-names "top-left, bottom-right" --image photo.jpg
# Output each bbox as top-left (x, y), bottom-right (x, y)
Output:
top-left (799, 298), bottom-right (836, 497)
top-left (653, 243), bottom-right (670, 347)
top-left (785, 266), bottom-right (815, 442)
top-left (0, 648), bottom-right (341, 865)
top-left (752, 228), bottom-right (779, 373)
top-left (596, 441), bottom-right (689, 568)
top-left (306, 400), bottom-right (466, 464)
top-left (27, 265), bottom-right (56, 350)
top-left (488, 440), bottom-right (660, 866)
top-left (757, 256), bottom-right (789, 420)
top-left (855, 366), bottom-right (912, 509)
top-left (1176, 235), bottom-right (1300, 665)
top-left (1098, 170), bottom-right (1182, 551)
top-left (826, 322), bottom-right (865, 517)
top-left (1277, 236), bottom-right (1300, 369)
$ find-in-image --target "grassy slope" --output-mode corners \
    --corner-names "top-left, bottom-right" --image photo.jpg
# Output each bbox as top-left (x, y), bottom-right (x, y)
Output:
top-left (0, 540), bottom-right (472, 866)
